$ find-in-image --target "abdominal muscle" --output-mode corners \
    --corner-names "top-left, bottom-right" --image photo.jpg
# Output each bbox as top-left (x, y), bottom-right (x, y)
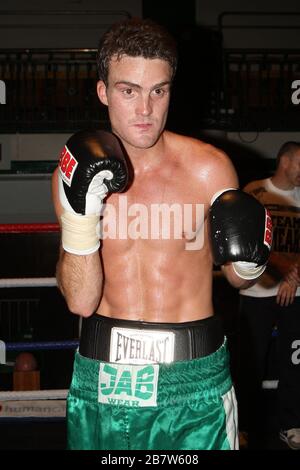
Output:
top-left (97, 237), bottom-right (214, 323)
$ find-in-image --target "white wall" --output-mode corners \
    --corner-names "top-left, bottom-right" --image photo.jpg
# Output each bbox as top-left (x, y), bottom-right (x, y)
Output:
top-left (227, 131), bottom-right (300, 160)
top-left (1, 1), bottom-right (299, 223)
top-left (0, 133), bottom-right (71, 170)
top-left (0, 174), bottom-right (56, 223)
top-left (196, 0), bottom-right (300, 48)
top-left (2, 130), bottom-right (300, 224)
top-left (196, 0), bottom-right (300, 27)
top-left (0, 0), bottom-right (142, 48)
top-left (0, 1), bottom-right (143, 223)
top-left (0, 132), bottom-right (71, 223)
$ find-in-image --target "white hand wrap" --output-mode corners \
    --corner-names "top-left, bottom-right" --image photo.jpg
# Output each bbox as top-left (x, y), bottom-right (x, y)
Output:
top-left (232, 261), bottom-right (266, 280)
top-left (61, 211), bottom-right (100, 255)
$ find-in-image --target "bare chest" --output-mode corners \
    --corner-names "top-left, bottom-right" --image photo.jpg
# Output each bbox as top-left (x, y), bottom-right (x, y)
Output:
top-left (101, 171), bottom-right (207, 252)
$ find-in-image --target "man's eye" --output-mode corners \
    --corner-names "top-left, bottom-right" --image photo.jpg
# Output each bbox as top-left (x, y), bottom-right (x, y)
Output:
top-left (123, 88), bottom-right (133, 95)
top-left (152, 88), bottom-right (167, 98)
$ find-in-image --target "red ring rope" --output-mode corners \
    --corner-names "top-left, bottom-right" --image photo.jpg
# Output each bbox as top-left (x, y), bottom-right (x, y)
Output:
top-left (0, 223), bottom-right (60, 233)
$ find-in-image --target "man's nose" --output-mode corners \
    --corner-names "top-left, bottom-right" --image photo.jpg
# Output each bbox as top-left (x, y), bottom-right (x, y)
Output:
top-left (136, 95), bottom-right (152, 116)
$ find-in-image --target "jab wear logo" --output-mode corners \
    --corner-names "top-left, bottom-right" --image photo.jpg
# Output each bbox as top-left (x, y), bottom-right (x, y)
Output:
top-left (264, 209), bottom-right (273, 249)
top-left (98, 363), bottom-right (159, 407)
top-left (59, 145), bottom-right (78, 186)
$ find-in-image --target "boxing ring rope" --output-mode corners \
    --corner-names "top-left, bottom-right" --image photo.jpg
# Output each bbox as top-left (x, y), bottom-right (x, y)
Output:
top-left (0, 224), bottom-right (57, 287)
top-left (0, 278), bottom-right (57, 288)
top-left (0, 389), bottom-right (68, 419)
top-left (0, 222), bottom-right (278, 422)
top-left (0, 389), bottom-right (67, 400)
top-left (0, 223), bottom-right (59, 233)
top-left (0, 222), bottom-right (70, 419)
top-left (5, 340), bottom-right (79, 352)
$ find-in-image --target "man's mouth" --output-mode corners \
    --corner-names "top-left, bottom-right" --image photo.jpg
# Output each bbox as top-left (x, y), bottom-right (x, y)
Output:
top-left (133, 123), bottom-right (152, 129)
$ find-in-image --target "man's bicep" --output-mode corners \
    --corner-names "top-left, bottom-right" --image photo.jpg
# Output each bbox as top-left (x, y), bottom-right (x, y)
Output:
top-left (206, 150), bottom-right (239, 203)
top-left (51, 167), bottom-right (63, 222)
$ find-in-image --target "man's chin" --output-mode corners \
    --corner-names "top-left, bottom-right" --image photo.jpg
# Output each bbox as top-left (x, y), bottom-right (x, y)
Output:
top-left (127, 134), bottom-right (160, 150)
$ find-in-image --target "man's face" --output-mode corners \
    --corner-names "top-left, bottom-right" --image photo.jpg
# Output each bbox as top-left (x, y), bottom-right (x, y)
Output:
top-left (284, 150), bottom-right (300, 187)
top-left (97, 55), bottom-right (172, 150)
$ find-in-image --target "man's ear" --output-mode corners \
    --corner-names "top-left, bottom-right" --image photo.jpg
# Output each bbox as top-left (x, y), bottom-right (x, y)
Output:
top-left (97, 80), bottom-right (108, 106)
top-left (281, 154), bottom-right (290, 169)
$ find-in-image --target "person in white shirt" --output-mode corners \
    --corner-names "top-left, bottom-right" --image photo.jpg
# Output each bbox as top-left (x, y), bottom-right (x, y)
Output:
top-left (237, 141), bottom-right (300, 449)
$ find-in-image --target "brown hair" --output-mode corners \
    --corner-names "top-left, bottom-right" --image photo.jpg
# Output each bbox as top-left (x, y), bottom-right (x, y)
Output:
top-left (276, 141), bottom-right (300, 167)
top-left (97, 17), bottom-right (178, 84)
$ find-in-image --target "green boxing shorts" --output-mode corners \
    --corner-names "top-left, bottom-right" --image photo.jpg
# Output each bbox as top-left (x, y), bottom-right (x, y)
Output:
top-left (67, 314), bottom-right (238, 450)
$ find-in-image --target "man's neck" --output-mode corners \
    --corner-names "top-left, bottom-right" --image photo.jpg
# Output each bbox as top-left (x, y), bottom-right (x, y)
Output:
top-left (124, 134), bottom-right (167, 176)
top-left (270, 174), bottom-right (294, 191)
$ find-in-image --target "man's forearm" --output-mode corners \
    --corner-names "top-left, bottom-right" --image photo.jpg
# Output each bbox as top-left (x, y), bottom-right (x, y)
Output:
top-left (56, 249), bottom-right (103, 317)
top-left (221, 264), bottom-right (257, 289)
top-left (268, 251), bottom-right (290, 275)
top-left (268, 252), bottom-right (300, 284)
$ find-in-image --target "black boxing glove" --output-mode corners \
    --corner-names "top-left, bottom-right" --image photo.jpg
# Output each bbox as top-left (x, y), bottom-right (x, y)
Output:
top-left (209, 189), bottom-right (272, 280)
top-left (58, 129), bottom-right (128, 255)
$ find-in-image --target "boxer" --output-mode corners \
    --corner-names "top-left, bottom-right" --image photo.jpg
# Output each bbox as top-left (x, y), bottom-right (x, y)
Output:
top-left (52, 18), bottom-right (271, 451)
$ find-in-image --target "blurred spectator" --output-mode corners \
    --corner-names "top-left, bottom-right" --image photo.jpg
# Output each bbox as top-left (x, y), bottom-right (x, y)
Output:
top-left (237, 142), bottom-right (300, 449)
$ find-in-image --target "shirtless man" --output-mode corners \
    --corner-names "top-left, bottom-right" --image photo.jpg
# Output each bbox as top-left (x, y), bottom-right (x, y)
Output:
top-left (52, 18), bottom-right (271, 450)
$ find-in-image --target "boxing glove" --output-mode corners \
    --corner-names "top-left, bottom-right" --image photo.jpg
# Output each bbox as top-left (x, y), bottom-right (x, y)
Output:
top-left (209, 189), bottom-right (272, 280)
top-left (58, 129), bottom-right (128, 255)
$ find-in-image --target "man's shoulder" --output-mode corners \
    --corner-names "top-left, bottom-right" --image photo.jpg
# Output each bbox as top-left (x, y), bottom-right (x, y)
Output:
top-left (243, 178), bottom-right (268, 195)
top-left (166, 132), bottom-right (238, 200)
top-left (167, 132), bottom-right (231, 168)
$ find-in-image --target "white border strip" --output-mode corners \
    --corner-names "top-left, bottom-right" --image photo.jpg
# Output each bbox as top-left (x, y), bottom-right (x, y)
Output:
top-left (0, 277), bottom-right (57, 288)
top-left (0, 400), bottom-right (66, 418)
top-left (262, 380), bottom-right (278, 390)
top-left (0, 389), bottom-right (68, 401)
